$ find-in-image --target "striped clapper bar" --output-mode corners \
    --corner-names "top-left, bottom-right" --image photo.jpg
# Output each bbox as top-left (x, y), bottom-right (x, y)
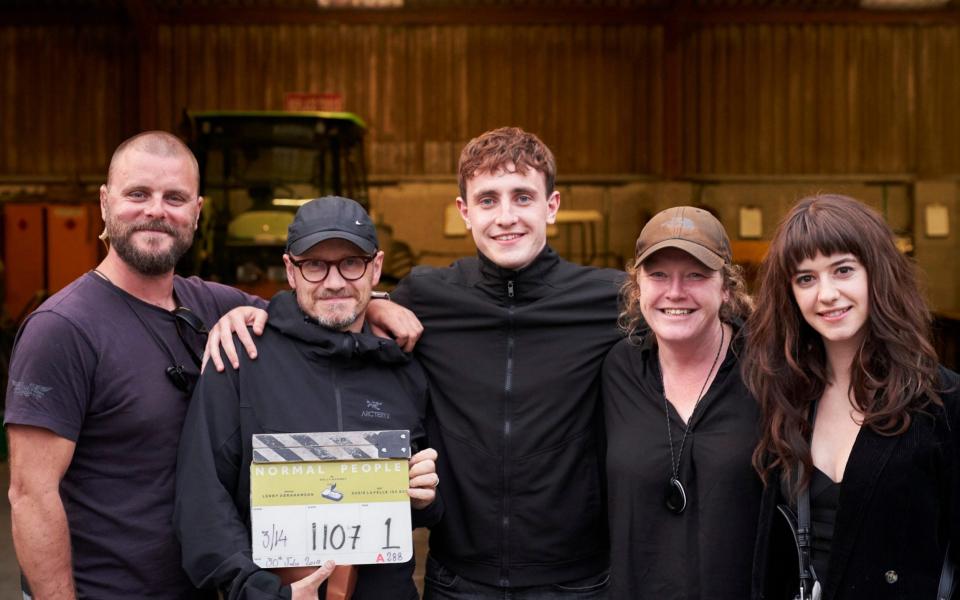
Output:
top-left (250, 430), bottom-right (412, 569)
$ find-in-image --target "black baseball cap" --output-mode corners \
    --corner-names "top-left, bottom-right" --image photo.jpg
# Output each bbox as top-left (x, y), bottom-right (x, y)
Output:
top-left (286, 196), bottom-right (378, 256)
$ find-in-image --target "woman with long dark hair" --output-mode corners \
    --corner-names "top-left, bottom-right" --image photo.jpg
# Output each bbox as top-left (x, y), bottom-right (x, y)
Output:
top-left (746, 194), bottom-right (960, 600)
top-left (603, 206), bottom-right (761, 599)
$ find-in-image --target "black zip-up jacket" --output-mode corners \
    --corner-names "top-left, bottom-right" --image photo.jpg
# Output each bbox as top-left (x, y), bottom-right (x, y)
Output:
top-left (392, 246), bottom-right (623, 587)
top-left (174, 291), bottom-right (441, 600)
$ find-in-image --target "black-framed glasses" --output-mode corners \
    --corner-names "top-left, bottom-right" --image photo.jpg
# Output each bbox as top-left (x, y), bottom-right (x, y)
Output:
top-left (290, 255), bottom-right (375, 283)
top-left (167, 306), bottom-right (209, 392)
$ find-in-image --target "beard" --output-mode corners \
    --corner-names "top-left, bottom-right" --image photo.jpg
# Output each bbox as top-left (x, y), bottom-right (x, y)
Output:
top-left (317, 308), bottom-right (360, 331)
top-left (107, 218), bottom-right (194, 276)
top-left (300, 290), bottom-right (369, 331)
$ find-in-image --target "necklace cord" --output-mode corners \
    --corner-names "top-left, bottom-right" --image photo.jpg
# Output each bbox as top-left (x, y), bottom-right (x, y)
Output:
top-left (662, 322), bottom-right (726, 481)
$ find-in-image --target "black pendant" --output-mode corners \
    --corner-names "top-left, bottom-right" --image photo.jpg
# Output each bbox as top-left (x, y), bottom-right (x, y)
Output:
top-left (665, 477), bottom-right (687, 514)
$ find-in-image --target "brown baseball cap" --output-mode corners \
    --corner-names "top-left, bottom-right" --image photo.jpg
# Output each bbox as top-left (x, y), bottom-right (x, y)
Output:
top-left (634, 206), bottom-right (731, 270)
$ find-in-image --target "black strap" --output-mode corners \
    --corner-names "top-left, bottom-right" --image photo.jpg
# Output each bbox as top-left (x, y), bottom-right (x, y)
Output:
top-left (797, 400), bottom-right (820, 599)
top-left (796, 464), bottom-right (817, 598)
top-left (92, 273), bottom-right (205, 392)
top-left (102, 282), bottom-right (182, 368)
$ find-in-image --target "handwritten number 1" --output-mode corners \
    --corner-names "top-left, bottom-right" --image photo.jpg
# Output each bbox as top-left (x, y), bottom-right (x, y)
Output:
top-left (382, 517), bottom-right (400, 550)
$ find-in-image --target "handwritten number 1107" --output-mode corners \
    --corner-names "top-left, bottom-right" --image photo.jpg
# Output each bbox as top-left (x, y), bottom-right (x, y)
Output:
top-left (312, 523), bottom-right (362, 551)
top-left (307, 518), bottom-right (403, 551)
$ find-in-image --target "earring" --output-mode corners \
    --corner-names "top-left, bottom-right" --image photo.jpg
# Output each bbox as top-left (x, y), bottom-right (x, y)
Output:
top-left (465, 221), bottom-right (471, 230)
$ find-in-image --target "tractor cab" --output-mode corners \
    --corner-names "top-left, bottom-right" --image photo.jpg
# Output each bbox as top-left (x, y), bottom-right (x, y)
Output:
top-left (185, 110), bottom-right (369, 298)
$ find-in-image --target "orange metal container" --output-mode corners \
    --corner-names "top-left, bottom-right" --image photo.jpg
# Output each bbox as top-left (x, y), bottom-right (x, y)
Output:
top-left (3, 202), bottom-right (102, 322)
top-left (3, 203), bottom-right (46, 320)
top-left (46, 204), bottom-right (101, 294)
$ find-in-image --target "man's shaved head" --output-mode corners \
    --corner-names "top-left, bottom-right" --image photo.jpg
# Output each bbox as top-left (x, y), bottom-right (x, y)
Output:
top-left (107, 131), bottom-right (199, 192)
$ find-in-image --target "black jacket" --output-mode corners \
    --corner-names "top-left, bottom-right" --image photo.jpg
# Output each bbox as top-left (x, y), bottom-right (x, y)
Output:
top-left (752, 366), bottom-right (960, 600)
top-left (392, 246), bottom-right (623, 587)
top-left (175, 291), bottom-right (440, 600)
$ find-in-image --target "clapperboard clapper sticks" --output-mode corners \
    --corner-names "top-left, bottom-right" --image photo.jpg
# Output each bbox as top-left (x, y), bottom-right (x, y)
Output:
top-left (250, 430), bottom-right (413, 569)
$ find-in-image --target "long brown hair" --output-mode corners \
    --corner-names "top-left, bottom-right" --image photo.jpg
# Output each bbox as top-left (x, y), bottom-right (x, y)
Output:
top-left (744, 194), bottom-right (939, 497)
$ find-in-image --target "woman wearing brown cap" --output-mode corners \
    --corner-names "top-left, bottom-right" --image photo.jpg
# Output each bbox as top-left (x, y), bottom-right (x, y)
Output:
top-left (745, 195), bottom-right (960, 600)
top-left (602, 206), bottom-right (761, 599)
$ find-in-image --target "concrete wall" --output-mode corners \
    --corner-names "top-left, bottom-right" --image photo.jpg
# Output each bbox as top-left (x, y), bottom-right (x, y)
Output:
top-left (915, 181), bottom-right (960, 312)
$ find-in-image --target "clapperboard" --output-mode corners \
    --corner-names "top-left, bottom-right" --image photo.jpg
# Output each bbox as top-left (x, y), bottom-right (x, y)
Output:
top-left (250, 430), bottom-right (412, 569)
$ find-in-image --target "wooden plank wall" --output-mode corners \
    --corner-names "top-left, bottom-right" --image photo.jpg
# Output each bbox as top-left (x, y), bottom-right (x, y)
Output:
top-left (918, 25), bottom-right (960, 175)
top-left (681, 24), bottom-right (918, 175)
top-left (151, 23), bottom-right (663, 176)
top-left (4, 18), bottom-right (960, 179)
top-left (0, 25), bottom-right (130, 177)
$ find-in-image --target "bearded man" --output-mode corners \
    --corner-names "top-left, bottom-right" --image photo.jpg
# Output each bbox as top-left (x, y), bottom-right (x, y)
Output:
top-left (4, 131), bottom-right (272, 599)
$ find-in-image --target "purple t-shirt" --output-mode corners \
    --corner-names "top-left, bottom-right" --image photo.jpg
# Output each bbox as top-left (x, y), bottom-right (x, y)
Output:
top-left (4, 272), bottom-right (263, 599)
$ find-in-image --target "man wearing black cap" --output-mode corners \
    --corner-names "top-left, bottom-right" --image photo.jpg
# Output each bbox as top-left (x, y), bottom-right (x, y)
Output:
top-left (174, 196), bottom-right (442, 600)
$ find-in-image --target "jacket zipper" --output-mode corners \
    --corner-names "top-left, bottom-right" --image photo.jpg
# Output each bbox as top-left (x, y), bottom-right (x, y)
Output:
top-left (500, 278), bottom-right (515, 586)
top-left (332, 366), bottom-right (343, 431)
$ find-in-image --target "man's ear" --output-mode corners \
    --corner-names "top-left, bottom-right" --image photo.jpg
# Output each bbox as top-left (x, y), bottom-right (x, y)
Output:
top-left (370, 250), bottom-right (385, 288)
top-left (283, 254), bottom-right (297, 289)
top-left (195, 196), bottom-right (204, 230)
top-left (456, 197), bottom-right (470, 229)
top-left (546, 190), bottom-right (560, 224)
top-left (99, 184), bottom-right (109, 221)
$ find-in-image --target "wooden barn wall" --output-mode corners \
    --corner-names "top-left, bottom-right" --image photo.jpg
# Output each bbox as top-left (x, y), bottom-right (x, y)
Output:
top-left (917, 26), bottom-right (960, 176)
top-left (151, 23), bottom-right (663, 176)
top-left (0, 25), bottom-right (131, 177)
top-left (680, 24), bottom-right (919, 175)
top-left (678, 23), bottom-right (960, 176)
top-left (4, 19), bottom-right (960, 178)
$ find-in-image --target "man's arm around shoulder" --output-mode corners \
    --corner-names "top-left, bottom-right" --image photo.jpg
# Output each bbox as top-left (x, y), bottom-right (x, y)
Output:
top-left (7, 424), bottom-right (77, 599)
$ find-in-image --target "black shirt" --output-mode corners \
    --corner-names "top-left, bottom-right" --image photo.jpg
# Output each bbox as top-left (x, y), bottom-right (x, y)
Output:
top-left (601, 327), bottom-right (763, 599)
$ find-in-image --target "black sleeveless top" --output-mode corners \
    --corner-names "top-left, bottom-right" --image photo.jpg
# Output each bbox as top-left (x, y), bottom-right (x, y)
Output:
top-left (810, 466), bottom-right (842, 581)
